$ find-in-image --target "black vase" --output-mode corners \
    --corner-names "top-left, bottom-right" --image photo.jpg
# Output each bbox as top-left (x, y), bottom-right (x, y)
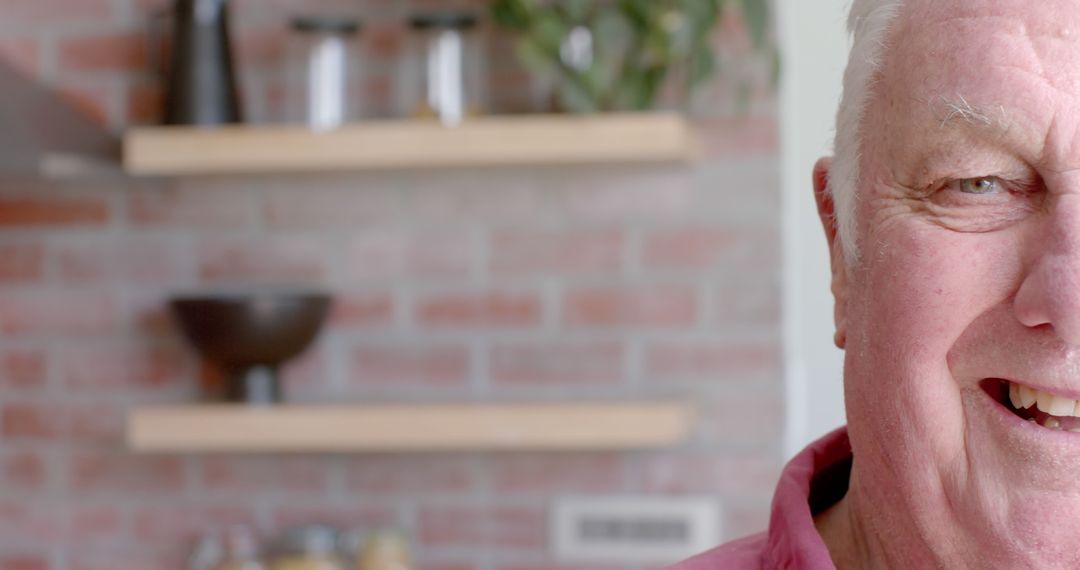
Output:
top-left (164, 0), bottom-right (242, 125)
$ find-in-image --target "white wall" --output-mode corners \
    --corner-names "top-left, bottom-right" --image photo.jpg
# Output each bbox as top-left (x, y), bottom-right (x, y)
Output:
top-left (779, 0), bottom-right (851, 456)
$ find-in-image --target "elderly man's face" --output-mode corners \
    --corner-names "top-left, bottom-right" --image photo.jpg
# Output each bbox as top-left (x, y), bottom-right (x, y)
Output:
top-left (827, 0), bottom-right (1080, 566)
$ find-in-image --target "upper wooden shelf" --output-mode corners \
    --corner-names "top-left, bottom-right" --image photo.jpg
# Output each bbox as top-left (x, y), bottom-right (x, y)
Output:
top-left (123, 113), bottom-right (696, 176)
top-left (126, 401), bottom-right (695, 453)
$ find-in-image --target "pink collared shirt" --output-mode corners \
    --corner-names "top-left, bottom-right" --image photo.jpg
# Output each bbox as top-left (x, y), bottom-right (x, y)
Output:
top-left (666, 427), bottom-right (852, 569)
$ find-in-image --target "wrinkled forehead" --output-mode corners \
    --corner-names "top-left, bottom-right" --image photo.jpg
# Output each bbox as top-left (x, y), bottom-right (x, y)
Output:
top-left (879, 0), bottom-right (1080, 137)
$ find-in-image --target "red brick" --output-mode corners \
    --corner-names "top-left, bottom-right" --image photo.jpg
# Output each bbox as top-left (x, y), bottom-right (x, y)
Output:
top-left (418, 506), bottom-right (546, 549)
top-left (0, 348), bottom-right (47, 389)
top-left (416, 290), bottom-right (541, 327)
top-left (1, 451), bottom-right (46, 492)
top-left (128, 184), bottom-right (251, 228)
top-left (490, 453), bottom-right (624, 494)
top-left (70, 451), bottom-right (185, 495)
top-left (0, 38), bottom-right (41, 77)
top-left (121, 289), bottom-right (177, 336)
top-left (558, 169), bottom-right (692, 221)
top-left (197, 236), bottom-right (329, 283)
top-left (234, 26), bottom-right (289, 69)
top-left (278, 347), bottom-right (329, 398)
top-left (0, 556), bottom-right (49, 570)
top-left (348, 344), bottom-right (469, 388)
top-left (131, 506), bottom-right (254, 542)
top-left (55, 82), bottom-right (112, 127)
top-left (0, 243), bottom-right (44, 282)
top-left (490, 229), bottom-right (623, 275)
top-left (58, 31), bottom-right (148, 72)
top-left (0, 0), bottom-right (113, 26)
top-left (696, 116), bottom-right (778, 157)
top-left (51, 239), bottom-right (186, 285)
top-left (364, 23), bottom-right (405, 60)
top-left (0, 194), bottom-right (109, 227)
top-left (635, 452), bottom-right (781, 497)
top-left (67, 506), bottom-right (125, 547)
top-left (696, 394), bottom-right (786, 447)
top-left (270, 505), bottom-right (397, 531)
top-left (562, 286), bottom-right (699, 327)
top-left (714, 272), bottom-right (780, 325)
top-left (641, 228), bottom-right (741, 269)
top-left (644, 341), bottom-right (779, 382)
top-left (490, 341), bottom-right (623, 387)
top-left (343, 455), bottom-right (475, 495)
top-left (327, 292), bottom-right (394, 328)
top-left (59, 344), bottom-right (189, 393)
top-left (0, 292), bottom-right (117, 336)
top-left (346, 229), bottom-right (474, 282)
top-left (404, 176), bottom-right (540, 222)
top-left (0, 503), bottom-right (61, 547)
top-left (125, 80), bottom-right (163, 125)
top-left (263, 185), bottom-right (398, 229)
top-left (202, 456), bottom-right (331, 494)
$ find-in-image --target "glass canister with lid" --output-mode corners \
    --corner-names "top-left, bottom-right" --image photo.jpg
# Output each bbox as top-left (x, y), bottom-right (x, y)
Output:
top-left (400, 11), bottom-right (486, 126)
top-left (286, 16), bottom-right (363, 130)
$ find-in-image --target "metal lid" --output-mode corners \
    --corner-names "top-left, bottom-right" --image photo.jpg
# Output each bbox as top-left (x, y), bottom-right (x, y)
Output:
top-left (408, 12), bottom-right (479, 30)
top-left (290, 15), bottom-right (362, 35)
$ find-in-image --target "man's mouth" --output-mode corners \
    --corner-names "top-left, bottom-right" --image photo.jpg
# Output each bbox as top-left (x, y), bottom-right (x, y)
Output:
top-left (991, 379), bottom-right (1080, 431)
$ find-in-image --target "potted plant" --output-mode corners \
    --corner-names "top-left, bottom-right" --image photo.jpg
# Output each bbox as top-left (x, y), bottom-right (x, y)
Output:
top-left (491, 0), bottom-right (776, 113)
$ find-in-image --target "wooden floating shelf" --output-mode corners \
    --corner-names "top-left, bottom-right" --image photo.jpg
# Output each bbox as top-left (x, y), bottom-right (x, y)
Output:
top-left (123, 113), bottom-right (696, 176)
top-left (126, 401), bottom-right (695, 453)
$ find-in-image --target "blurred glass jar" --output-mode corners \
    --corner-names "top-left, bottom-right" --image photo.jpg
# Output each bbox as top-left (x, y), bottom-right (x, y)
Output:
top-left (286, 16), bottom-right (363, 130)
top-left (357, 531), bottom-right (411, 570)
top-left (400, 12), bottom-right (485, 126)
top-left (270, 526), bottom-right (346, 570)
top-left (189, 526), bottom-right (266, 570)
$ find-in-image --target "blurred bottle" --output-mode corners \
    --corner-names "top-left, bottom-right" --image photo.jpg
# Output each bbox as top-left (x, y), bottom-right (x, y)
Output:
top-left (286, 16), bottom-right (363, 130)
top-left (189, 526), bottom-right (266, 570)
top-left (163, 0), bottom-right (243, 125)
top-left (400, 12), bottom-right (485, 126)
top-left (357, 531), bottom-right (411, 570)
top-left (271, 526), bottom-right (346, 570)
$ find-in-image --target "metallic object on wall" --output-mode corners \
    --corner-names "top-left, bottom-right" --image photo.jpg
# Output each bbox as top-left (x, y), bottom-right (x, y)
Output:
top-left (0, 60), bottom-right (120, 178)
top-left (164, 0), bottom-right (243, 125)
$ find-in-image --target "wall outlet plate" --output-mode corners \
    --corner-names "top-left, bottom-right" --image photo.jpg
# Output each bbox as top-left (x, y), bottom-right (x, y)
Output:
top-left (551, 495), bottom-right (722, 564)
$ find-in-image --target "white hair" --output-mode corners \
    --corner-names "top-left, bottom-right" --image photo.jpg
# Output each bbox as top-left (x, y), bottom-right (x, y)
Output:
top-left (831, 0), bottom-right (905, 263)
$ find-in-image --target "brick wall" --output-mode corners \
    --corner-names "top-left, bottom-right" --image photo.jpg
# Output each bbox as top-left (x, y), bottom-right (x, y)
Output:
top-left (0, 1), bottom-right (782, 569)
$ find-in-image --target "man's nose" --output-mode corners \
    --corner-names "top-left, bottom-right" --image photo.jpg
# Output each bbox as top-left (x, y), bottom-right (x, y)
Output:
top-left (1015, 196), bottom-right (1080, 344)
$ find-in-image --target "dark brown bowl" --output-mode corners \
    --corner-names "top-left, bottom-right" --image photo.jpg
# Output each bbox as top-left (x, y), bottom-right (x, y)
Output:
top-left (170, 290), bottom-right (331, 404)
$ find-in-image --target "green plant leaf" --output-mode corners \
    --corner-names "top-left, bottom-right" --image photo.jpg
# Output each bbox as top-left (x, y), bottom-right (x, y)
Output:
top-left (740, 0), bottom-right (769, 49)
top-left (490, 0), bottom-right (532, 29)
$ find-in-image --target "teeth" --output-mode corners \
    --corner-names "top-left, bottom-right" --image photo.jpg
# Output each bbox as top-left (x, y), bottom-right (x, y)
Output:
top-left (1010, 383), bottom-right (1023, 410)
top-left (1015, 383), bottom-right (1080, 417)
top-left (1020, 385), bottom-right (1038, 409)
top-left (1037, 391), bottom-right (1056, 413)
top-left (1050, 395), bottom-right (1076, 416)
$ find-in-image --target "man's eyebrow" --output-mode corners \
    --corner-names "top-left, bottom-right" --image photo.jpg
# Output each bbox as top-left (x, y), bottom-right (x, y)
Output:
top-left (929, 94), bottom-right (1010, 132)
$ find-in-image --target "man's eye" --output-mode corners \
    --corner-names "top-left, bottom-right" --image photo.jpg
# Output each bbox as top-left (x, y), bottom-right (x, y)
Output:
top-left (957, 177), bottom-right (1002, 194)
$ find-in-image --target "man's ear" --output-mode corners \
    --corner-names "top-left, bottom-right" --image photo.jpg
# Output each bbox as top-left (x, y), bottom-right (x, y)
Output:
top-left (813, 157), bottom-right (848, 349)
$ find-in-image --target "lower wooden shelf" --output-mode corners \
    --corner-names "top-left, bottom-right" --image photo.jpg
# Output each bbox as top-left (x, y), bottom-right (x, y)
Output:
top-left (126, 401), bottom-right (694, 453)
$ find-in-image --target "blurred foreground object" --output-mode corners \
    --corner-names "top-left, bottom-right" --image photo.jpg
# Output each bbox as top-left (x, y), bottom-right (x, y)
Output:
top-left (491, 0), bottom-right (775, 112)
